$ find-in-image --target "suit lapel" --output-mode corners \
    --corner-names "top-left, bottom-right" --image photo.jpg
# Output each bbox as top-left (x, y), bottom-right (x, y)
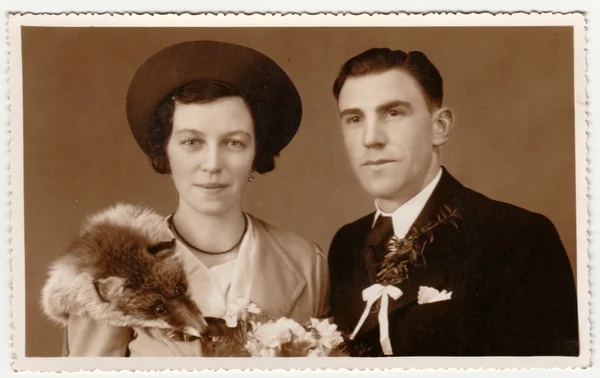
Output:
top-left (410, 167), bottom-right (465, 232)
top-left (350, 167), bottom-right (466, 338)
top-left (248, 216), bottom-right (307, 318)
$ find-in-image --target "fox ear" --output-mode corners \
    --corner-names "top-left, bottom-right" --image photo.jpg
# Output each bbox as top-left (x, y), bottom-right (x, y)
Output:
top-left (147, 239), bottom-right (176, 256)
top-left (94, 276), bottom-right (125, 302)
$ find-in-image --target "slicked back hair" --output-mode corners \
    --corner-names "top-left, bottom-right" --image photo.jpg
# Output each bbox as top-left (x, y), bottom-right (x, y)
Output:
top-left (332, 48), bottom-right (444, 111)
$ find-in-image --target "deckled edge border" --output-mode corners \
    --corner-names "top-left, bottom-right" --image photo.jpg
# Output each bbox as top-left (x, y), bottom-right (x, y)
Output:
top-left (3, 11), bottom-right (592, 374)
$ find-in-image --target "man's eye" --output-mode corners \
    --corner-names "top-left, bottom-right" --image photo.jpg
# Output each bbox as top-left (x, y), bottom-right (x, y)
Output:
top-left (345, 116), bottom-right (361, 124)
top-left (388, 109), bottom-right (402, 117)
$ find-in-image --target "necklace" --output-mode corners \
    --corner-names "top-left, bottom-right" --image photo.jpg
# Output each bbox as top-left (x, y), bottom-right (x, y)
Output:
top-left (168, 215), bottom-right (248, 255)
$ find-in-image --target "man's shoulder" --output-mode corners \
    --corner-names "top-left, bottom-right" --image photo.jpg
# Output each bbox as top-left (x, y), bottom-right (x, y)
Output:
top-left (327, 212), bottom-right (374, 258)
top-left (333, 212), bottom-right (374, 239)
top-left (460, 183), bottom-right (559, 238)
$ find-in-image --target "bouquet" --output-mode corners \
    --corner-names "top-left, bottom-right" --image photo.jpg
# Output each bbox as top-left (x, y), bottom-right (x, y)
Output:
top-left (201, 299), bottom-right (348, 357)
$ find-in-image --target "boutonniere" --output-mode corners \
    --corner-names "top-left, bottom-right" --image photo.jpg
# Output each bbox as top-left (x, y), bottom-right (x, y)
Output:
top-left (376, 205), bottom-right (461, 286)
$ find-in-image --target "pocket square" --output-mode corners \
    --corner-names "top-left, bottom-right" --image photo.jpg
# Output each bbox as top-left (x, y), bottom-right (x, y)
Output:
top-left (417, 286), bottom-right (452, 305)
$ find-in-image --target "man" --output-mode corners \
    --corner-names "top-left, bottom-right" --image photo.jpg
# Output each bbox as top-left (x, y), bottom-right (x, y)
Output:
top-left (327, 47), bottom-right (579, 357)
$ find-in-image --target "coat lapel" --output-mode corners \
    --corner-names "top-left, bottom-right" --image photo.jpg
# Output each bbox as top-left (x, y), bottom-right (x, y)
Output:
top-left (248, 216), bottom-right (307, 318)
top-left (351, 167), bottom-right (466, 338)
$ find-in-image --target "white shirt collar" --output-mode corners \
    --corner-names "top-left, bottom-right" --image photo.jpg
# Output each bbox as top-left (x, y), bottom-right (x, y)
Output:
top-left (372, 167), bottom-right (443, 239)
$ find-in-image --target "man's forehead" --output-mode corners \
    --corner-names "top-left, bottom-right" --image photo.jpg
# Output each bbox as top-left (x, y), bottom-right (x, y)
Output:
top-left (337, 69), bottom-right (424, 111)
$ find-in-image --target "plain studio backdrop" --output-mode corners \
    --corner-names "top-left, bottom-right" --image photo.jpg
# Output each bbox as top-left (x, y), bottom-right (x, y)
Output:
top-left (20, 26), bottom-right (576, 357)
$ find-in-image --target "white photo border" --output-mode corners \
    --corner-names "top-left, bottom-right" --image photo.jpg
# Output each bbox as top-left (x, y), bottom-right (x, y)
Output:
top-left (6, 11), bottom-right (591, 372)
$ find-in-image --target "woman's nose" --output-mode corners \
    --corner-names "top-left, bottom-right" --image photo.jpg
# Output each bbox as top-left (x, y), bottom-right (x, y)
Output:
top-left (200, 144), bottom-right (222, 174)
top-left (362, 119), bottom-right (387, 148)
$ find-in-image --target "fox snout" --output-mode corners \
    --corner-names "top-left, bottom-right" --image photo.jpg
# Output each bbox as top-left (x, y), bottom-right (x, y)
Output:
top-left (167, 298), bottom-right (208, 340)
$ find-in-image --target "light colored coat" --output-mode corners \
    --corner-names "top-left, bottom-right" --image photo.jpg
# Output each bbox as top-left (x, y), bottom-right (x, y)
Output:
top-left (62, 214), bottom-right (330, 357)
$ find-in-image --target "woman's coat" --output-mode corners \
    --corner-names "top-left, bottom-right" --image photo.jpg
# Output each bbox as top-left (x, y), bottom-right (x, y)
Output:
top-left (62, 214), bottom-right (330, 357)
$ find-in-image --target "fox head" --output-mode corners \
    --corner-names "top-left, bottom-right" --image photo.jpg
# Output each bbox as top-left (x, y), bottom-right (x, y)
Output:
top-left (91, 232), bottom-right (208, 338)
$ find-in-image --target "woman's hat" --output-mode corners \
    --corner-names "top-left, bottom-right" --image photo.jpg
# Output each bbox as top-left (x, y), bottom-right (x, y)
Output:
top-left (126, 40), bottom-right (302, 158)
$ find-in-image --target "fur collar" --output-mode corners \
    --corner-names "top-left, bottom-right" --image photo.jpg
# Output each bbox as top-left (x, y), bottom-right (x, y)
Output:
top-left (40, 203), bottom-right (174, 331)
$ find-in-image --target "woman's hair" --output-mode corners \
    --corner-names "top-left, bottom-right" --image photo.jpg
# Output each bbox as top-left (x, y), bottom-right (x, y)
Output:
top-left (332, 48), bottom-right (443, 111)
top-left (146, 80), bottom-right (276, 175)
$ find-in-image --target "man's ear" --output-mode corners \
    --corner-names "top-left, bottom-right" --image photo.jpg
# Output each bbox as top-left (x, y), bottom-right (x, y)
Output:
top-left (431, 107), bottom-right (455, 147)
top-left (94, 276), bottom-right (125, 302)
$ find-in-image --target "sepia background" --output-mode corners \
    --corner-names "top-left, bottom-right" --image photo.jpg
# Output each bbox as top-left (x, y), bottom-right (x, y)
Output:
top-left (21, 26), bottom-right (576, 357)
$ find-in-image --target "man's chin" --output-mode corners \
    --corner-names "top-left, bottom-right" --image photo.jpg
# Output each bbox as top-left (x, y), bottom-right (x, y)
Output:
top-left (360, 184), bottom-right (403, 202)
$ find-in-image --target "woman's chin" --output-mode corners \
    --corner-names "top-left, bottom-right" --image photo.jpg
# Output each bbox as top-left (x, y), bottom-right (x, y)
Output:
top-left (188, 200), bottom-right (237, 217)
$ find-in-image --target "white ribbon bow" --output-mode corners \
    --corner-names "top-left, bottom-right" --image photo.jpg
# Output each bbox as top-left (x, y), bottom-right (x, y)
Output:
top-left (349, 283), bottom-right (403, 355)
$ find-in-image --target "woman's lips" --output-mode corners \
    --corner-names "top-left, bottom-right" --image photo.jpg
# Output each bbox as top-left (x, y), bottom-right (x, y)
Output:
top-left (197, 183), bottom-right (228, 188)
top-left (194, 183), bottom-right (229, 192)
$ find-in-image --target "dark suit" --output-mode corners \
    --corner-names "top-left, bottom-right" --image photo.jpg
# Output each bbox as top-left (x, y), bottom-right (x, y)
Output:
top-left (328, 167), bottom-right (579, 356)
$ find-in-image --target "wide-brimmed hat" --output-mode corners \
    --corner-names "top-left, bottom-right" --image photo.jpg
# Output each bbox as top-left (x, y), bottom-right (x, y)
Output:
top-left (126, 40), bottom-right (302, 158)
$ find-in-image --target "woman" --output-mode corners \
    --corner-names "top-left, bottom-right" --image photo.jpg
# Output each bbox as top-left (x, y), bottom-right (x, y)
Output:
top-left (55, 40), bottom-right (329, 356)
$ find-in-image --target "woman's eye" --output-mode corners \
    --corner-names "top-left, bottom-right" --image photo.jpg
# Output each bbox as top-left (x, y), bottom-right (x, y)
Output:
top-left (181, 139), bottom-right (201, 146)
top-left (226, 140), bottom-right (245, 149)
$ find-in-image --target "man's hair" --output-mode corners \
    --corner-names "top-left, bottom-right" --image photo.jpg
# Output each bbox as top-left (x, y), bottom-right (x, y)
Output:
top-left (332, 48), bottom-right (444, 110)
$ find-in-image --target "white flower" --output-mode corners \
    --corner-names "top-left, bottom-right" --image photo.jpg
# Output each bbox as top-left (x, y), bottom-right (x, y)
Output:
top-left (226, 298), bottom-right (248, 316)
top-left (417, 286), bottom-right (452, 305)
top-left (252, 321), bottom-right (292, 349)
top-left (307, 347), bottom-right (327, 357)
top-left (223, 310), bottom-right (239, 328)
top-left (223, 299), bottom-right (262, 327)
top-left (251, 317), bottom-right (315, 350)
top-left (246, 303), bottom-right (261, 314)
top-left (244, 337), bottom-right (262, 356)
top-left (235, 297), bottom-right (250, 307)
top-left (310, 318), bottom-right (344, 349)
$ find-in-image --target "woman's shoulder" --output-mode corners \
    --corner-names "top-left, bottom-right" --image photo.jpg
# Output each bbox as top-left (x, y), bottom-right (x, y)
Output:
top-left (248, 214), bottom-right (324, 261)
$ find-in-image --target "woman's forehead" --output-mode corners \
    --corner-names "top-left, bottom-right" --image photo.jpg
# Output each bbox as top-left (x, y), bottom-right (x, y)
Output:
top-left (172, 98), bottom-right (255, 135)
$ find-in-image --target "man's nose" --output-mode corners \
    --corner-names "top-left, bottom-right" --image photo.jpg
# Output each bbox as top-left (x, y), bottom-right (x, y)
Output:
top-left (362, 119), bottom-right (387, 148)
top-left (200, 144), bottom-right (223, 174)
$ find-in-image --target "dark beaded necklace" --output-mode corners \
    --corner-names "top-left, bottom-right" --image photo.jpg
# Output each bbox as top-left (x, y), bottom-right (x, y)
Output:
top-left (168, 215), bottom-right (248, 255)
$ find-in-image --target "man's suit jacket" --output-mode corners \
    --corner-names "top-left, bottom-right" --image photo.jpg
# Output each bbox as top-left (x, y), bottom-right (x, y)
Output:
top-left (328, 167), bottom-right (579, 357)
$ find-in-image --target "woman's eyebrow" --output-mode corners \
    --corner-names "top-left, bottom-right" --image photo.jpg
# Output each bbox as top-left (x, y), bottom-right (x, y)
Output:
top-left (174, 128), bottom-right (203, 135)
top-left (222, 130), bottom-right (252, 139)
top-left (174, 129), bottom-right (252, 139)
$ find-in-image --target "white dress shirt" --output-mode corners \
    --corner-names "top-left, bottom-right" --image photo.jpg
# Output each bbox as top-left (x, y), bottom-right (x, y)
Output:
top-left (372, 168), bottom-right (443, 239)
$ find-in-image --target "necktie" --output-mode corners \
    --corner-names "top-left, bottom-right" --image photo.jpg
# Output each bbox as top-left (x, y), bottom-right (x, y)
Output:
top-left (364, 215), bottom-right (394, 284)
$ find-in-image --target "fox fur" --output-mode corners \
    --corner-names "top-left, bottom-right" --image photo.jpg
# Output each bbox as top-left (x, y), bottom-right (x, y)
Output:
top-left (40, 202), bottom-right (207, 338)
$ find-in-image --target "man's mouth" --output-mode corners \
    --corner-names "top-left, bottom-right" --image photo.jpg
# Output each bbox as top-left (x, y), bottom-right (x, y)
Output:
top-left (362, 159), bottom-right (397, 167)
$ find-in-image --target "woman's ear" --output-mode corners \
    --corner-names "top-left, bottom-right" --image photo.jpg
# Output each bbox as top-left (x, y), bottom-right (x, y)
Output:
top-left (431, 107), bottom-right (455, 147)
